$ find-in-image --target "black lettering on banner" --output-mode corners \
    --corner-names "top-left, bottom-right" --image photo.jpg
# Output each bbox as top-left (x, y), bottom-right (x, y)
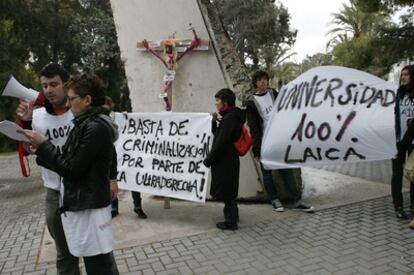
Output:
top-left (284, 146), bottom-right (366, 163)
top-left (169, 119), bottom-right (189, 136)
top-left (366, 89), bottom-right (384, 108)
top-left (117, 171), bottom-right (126, 183)
top-left (277, 74), bottom-right (395, 110)
top-left (134, 172), bottom-right (203, 198)
top-left (122, 154), bottom-right (144, 168)
top-left (324, 78), bottom-right (343, 107)
top-left (343, 147), bottom-right (366, 161)
top-left (152, 158), bottom-right (184, 173)
top-left (311, 78), bottom-right (327, 107)
top-left (338, 83), bottom-right (355, 105)
top-left (359, 86), bottom-right (376, 106)
top-left (188, 160), bottom-right (205, 175)
top-left (317, 122), bottom-right (331, 141)
top-left (121, 138), bottom-right (209, 158)
top-left (291, 113), bottom-right (332, 142)
top-left (123, 118), bottom-right (164, 138)
top-left (383, 89), bottom-right (396, 106)
top-left (325, 148), bottom-right (340, 160)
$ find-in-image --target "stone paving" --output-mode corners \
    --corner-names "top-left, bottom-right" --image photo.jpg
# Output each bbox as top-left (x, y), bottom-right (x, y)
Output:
top-left (0, 153), bottom-right (413, 274)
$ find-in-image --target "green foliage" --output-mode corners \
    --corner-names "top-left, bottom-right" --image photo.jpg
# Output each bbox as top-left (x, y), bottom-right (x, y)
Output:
top-left (0, 0), bottom-right (131, 152)
top-left (211, 0), bottom-right (296, 72)
top-left (300, 53), bottom-right (334, 73)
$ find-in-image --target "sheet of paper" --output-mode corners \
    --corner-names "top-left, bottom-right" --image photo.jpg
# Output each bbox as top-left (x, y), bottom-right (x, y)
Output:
top-left (0, 120), bottom-right (29, 142)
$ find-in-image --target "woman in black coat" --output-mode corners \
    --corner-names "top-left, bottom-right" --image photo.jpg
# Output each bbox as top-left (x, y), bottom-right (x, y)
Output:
top-left (204, 88), bottom-right (245, 230)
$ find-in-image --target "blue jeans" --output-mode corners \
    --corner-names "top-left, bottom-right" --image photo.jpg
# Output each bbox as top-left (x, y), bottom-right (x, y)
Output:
top-left (260, 165), bottom-right (302, 205)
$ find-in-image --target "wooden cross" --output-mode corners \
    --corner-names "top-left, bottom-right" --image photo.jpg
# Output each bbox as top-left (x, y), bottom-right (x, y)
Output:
top-left (137, 23), bottom-right (209, 111)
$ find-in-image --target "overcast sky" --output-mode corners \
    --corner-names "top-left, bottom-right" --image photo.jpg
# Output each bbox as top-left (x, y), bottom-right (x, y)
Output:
top-left (279, 0), bottom-right (348, 62)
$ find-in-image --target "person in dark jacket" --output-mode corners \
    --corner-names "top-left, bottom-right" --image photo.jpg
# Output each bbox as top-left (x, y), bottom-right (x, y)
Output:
top-left (246, 70), bottom-right (314, 212)
top-left (392, 64), bottom-right (414, 220)
top-left (204, 88), bottom-right (245, 230)
top-left (23, 73), bottom-right (118, 275)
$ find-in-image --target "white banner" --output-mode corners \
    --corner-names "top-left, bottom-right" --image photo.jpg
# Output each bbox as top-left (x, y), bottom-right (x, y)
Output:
top-left (114, 112), bottom-right (212, 202)
top-left (261, 66), bottom-right (398, 169)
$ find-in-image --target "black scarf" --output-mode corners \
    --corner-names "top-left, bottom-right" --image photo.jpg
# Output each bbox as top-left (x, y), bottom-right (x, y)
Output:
top-left (62, 106), bottom-right (106, 159)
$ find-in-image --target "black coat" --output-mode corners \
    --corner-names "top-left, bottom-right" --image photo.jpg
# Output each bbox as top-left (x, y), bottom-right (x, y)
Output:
top-left (204, 107), bottom-right (246, 200)
top-left (36, 116), bottom-right (117, 212)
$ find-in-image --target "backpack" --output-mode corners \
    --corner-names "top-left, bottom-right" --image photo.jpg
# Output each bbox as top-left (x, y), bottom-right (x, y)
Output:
top-left (234, 125), bottom-right (253, 156)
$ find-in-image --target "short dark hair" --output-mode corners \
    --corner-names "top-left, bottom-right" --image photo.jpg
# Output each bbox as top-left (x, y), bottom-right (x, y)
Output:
top-left (65, 73), bottom-right (106, 106)
top-left (215, 88), bottom-right (236, 107)
top-left (252, 70), bottom-right (269, 88)
top-left (40, 63), bottom-right (70, 82)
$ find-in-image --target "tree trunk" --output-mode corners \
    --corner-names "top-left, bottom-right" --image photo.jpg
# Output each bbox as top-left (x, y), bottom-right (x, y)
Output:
top-left (198, 0), bottom-right (253, 106)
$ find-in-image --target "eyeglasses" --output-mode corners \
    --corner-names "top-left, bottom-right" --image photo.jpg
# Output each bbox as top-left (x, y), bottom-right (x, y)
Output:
top-left (67, 95), bottom-right (81, 102)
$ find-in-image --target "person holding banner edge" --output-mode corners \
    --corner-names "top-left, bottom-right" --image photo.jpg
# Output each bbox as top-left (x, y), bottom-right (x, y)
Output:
top-left (104, 96), bottom-right (148, 219)
top-left (393, 64), bottom-right (414, 220)
top-left (246, 70), bottom-right (314, 213)
top-left (203, 88), bottom-right (245, 230)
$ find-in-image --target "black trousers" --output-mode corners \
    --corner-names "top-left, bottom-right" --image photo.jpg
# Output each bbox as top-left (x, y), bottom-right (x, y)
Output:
top-left (131, 191), bottom-right (142, 208)
top-left (84, 252), bottom-right (114, 275)
top-left (223, 199), bottom-right (238, 225)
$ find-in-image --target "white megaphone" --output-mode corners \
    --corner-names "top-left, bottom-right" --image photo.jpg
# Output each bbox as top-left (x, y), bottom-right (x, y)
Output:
top-left (1, 75), bottom-right (44, 105)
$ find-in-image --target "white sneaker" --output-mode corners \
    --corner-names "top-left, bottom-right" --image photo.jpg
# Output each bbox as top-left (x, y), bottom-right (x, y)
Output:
top-left (271, 199), bottom-right (284, 212)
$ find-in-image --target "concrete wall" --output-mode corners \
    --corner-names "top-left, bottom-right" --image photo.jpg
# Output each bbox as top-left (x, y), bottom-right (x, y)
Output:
top-left (110, 0), bottom-right (262, 199)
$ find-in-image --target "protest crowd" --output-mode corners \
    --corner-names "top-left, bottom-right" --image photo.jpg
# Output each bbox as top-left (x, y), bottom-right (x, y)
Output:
top-left (0, 61), bottom-right (411, 274)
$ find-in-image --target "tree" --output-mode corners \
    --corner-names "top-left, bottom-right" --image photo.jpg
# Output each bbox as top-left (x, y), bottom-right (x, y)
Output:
top-left (0, 0), bottom-right (131, 152)
top-left (356, 0), bottom-right (414, 61)
top-left (326, 0), bottom-right (397, 77)
top-left (69, 2), bottom-right (131, 111)
top-left (211, 0), bottom-right (297, 72)
top-left (327, 0), bottom-right (390, 46)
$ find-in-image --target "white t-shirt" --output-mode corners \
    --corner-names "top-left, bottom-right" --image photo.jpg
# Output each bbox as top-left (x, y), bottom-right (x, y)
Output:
top-left (399, 96), bottom-right (414, 143)
top-left (32, 108), bottom-right (73, 190)
top-left (253, 91), bottom-right (274, 130)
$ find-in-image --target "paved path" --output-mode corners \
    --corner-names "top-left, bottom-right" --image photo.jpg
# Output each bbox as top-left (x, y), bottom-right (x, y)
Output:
top-left (0, 153), bottom-right (413, 274)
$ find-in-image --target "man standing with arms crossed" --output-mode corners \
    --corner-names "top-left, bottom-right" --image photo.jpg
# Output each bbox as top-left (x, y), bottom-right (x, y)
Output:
top-left (246, 70), bottom-right (314, 213)
top-left (17, 63), bottom-right (118, 274)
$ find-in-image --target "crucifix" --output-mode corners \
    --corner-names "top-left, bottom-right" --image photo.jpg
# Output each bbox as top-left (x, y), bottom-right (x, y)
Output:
top-left (137, 24), bottom-right (209, 208)
top-left (137, 23), bottom-right (209, 111)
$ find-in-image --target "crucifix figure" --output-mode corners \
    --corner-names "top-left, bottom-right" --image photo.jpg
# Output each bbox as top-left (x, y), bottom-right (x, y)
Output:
top-left (137, 23), bottom-right (209, 111)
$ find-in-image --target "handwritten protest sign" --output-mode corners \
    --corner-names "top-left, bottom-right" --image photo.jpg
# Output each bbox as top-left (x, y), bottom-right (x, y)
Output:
top-left (261, 66), bottom-right (398, 169)
top-left (114, 112), bottom-right (212, 202)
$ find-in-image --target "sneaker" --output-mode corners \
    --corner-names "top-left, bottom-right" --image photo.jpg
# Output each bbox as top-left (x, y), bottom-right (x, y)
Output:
top-left (216, 221), bottom-right (238, 230)
top-left (134, 208), bottom-right (148, 219)
top-left (294, 203), bottom-right (315, 213)
top-left (271, 199), bottom-right (284, 212)
top-left (395, 208), bottom-right (408, 220)
top-left (409, 219), bottom-right (414, 229)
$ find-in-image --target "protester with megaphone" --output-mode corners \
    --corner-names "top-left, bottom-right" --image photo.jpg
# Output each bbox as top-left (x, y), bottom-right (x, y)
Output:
top-left (14, 63), bottom-right (81, 275)
top-left (15, 63), bottom-right (119, 275)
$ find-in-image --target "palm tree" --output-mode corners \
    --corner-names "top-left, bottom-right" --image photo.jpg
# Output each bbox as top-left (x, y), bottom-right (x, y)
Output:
top-left (326, 0), bottom-right (388, 49)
